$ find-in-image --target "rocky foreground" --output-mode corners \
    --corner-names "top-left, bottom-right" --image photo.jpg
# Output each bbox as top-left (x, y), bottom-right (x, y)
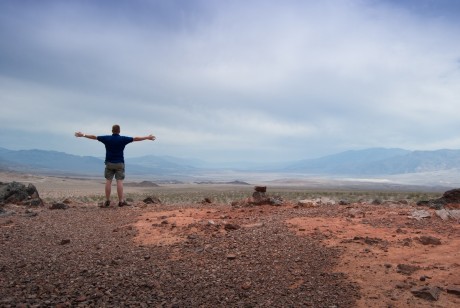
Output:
top-left (0, 182), bottom-right (459, 307)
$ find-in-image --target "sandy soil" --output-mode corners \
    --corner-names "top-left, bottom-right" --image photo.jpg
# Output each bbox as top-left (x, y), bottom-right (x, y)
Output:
top-left (1, 173), bottom-right (459, 307)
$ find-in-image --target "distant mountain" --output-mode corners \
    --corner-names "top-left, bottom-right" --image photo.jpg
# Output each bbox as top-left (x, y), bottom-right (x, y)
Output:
top-left (0, 147), bottom-right (103, 175)
top-left (372, 150), bottom-right (460, 174)
top-left (285, 148), bottom-right (460, 175)
top-left (2, 147), bottom-right (460, 178)
top-left (0, 147), bottom-right (197, 177)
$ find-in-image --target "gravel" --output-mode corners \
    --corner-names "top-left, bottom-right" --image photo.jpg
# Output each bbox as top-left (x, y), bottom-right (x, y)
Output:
top-left (1, 203), bottom-right (360, 307)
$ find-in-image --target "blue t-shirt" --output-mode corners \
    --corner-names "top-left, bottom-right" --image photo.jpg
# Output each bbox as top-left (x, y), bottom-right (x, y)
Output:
top-left (97, 134), bottom-right (134, 163)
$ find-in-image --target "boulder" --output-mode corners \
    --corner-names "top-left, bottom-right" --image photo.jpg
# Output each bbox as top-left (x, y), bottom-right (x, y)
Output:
top-left (231, 186), bottom-right (283, 207)
top-left (417, 198), bottom-right (445, 209)
top-left (0, 182), bottom-right (43, 207)
top-left (410, 286), bottom-right (441, 301)
top-left (269, 197), bottom-right (283, 206)
top-left (446, 286), bottom-right (460, 297)
top-left (251, 191), bottom-right (267, 203)
top-left (254, 186), bottom-right (267, 193)
top-left (408, 210), bottom-right (431, 220)
top-left (417, 236), bottom-right (441, 245)
top-left (418, 188), bottom-right (460, 209)
top-left (297, 199), bottom-right (319, 208)
top-left (435, 209), bottom-right (451, 220)
top-left (143, 196), bottom-right (162, 205)
top-left (440, 188), bottom-right (460, 203)
top-left (450, 210), bottom-right (460, 219)
top-left (396, 264), bottom-right (420, 275)
top-left (232, 196), bottom-right (283, 207)
top-left (224, 223), bottom-right (240, 231)
top-left (251, 192), bottom-right (283, 206)
top-left (50, 203), bottom-right (69, 210)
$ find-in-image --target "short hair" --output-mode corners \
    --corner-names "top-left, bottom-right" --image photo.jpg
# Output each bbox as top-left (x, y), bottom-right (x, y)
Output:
top-left (112, 124), bottom-right (120, 134)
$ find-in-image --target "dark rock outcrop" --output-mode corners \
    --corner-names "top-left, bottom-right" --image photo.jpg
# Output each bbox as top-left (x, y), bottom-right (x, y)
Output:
top-left (418, 188), bottom-right (460, 209)
top-left (0, 181), bottom-right (43, 207)
top-left (439, 188), bottom-right (460, 203)
top-left (143, 196), bottom-right (162, 205)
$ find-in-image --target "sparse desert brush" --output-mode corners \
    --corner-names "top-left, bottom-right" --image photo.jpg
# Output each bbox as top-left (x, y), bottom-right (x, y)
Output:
top-left (122, 187), bottom-right (440, 206)
top-left (42, 186), bottom-right (441, 206)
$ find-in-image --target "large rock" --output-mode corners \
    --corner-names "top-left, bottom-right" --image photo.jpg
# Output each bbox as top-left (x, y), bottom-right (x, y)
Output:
top-left (254, 186), bottom-right (267, 193)
top-left (0, 182), bottom-right (44, 206)
top-left (231, 186), bottom-right (283, 207)
top-left (143, 196), bottom-right (162, 205)
top-left (447, 286), bottom-right (460, 297)
top-left (396, 264), bottom-right (420, 275)
top-left (435, 209), bottom-right (460, 220)
top-left (417, 235), bottom-right (441, 245)
top-left (440, 188), bottom-right (460, 203)
top-left (411, 286), bottom-right (441, 301)
top-left (418, 188), bottom-right (460, 209)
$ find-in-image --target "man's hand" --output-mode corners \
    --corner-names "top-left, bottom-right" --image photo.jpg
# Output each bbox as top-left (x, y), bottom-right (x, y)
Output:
top-left (75, 132), bottom-right (97, 139)
top-left (148, 134), bottom-right (156, 141)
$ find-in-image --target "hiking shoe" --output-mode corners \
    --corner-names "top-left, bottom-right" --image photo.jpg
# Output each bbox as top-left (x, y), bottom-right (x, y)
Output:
top-left (118, 200), bottom-right (129, 207)
top-left (104, 200), bottom-right (111, 207)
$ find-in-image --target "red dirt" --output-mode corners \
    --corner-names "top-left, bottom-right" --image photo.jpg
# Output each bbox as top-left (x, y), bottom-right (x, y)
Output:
top-left (134, 203), bottom-right (460, 307)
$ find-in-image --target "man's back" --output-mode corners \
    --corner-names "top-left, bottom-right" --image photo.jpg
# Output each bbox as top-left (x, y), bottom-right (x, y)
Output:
top-left (97, 134), bottom-right (133, 163)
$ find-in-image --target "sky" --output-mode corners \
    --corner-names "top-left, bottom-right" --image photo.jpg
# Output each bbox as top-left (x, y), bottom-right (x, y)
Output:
top-left (1, 0), bottom-right (460, 163)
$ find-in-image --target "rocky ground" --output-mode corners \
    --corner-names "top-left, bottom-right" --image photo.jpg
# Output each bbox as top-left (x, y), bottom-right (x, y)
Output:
top-left (0, 177), bottom-right (459, 307)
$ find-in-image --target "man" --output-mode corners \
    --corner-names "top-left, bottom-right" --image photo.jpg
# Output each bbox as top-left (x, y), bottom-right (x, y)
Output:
top-left (75, 124), bottom-right (155, 207)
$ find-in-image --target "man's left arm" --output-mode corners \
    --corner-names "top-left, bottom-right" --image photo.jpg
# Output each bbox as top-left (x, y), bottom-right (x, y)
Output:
top-left (133, 134), bottom-right (156, 142)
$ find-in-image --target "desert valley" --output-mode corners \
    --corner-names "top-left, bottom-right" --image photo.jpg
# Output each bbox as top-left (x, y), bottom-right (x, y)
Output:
top-left (3, 0), bottom-right (460, 306)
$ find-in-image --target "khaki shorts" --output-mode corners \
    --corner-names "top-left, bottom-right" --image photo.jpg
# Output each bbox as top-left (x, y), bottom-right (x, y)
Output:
top-left (104, 162), bottom-right (125, 180)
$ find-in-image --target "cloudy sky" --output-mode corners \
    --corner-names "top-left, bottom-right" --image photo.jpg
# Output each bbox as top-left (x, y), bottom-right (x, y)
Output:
top-left (1, 0), bottom-right (459, 163)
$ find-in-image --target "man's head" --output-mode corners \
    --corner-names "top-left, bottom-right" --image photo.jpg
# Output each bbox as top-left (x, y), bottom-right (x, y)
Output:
top-left (112, 124), bottom-right (120, 134)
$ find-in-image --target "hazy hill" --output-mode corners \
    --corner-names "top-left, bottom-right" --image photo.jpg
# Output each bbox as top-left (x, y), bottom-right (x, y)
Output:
top-left (286, 148), bottom-right (460, 175)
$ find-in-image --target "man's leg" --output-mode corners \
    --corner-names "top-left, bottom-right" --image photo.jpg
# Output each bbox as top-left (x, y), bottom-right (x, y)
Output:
top-left (105, 179), bottom-right (112, 201)
top-left (114, 163), bottom-right (127, 206)
top-left (104, 163), bottom-right (116, 205)
top-left (116, 179), bottom-right (124, 203)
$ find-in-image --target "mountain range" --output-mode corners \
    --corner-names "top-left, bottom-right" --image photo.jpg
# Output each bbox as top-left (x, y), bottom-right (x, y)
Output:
top-left (0, 147), bottom-right (197, 178)
top-left (285, 148), bottom-right (460, 175)
top-left (1, 147), bottom-right (460, 179)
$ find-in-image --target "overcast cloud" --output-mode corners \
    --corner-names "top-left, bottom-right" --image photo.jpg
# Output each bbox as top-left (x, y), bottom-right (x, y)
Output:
top-left (1, 0), bottom-right (459, 163)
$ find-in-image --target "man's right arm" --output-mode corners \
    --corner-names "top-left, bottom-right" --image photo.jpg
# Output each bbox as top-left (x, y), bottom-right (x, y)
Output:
top-left (75, 132), bottom-right (97, 140)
